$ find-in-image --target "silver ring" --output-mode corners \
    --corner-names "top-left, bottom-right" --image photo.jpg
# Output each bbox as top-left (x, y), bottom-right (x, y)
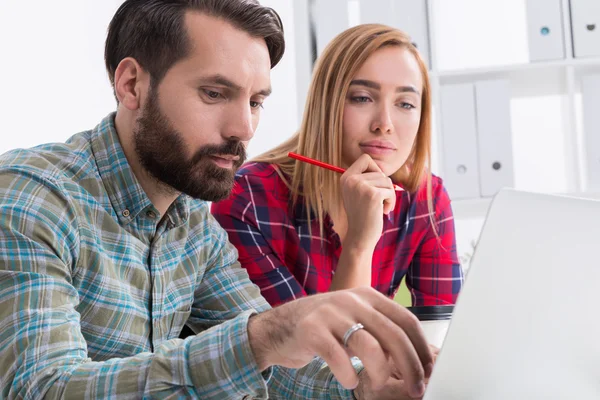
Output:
top-left (342, 323), bottom-right (365, 347)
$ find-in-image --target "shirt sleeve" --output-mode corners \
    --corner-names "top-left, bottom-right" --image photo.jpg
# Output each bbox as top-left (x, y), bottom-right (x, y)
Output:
top-left (405, 180), bottom-right (464, 306)
top-left (211, 170), bottom-right (308, 307)
top-left (268, 357), bottom-right (364, 399)
top-left (0, 170), bottom-right (261, 399)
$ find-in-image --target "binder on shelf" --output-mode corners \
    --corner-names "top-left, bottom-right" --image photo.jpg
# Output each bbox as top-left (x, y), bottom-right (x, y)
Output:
top-left (570, 0), bottom-right (600, 58)
top-left (439, 83), bottom-right (481, 200)
top-left (314, 0), bottom-right (350, 56)
top-left (474, 80), bottom-right (515, 197)
top-left (525, 0), bottom-right (565, 62)
top-left (580, 74), bottom-right (600, 190)
top-left (358, 0), bottom-right (431, 67)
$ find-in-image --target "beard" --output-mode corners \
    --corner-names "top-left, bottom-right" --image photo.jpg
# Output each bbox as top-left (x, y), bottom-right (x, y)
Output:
top-left (133, 86), bottom-right (246, 202)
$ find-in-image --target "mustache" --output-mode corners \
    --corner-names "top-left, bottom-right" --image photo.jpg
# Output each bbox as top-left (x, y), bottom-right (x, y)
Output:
top-left (191, 140), bottom-right (247, 165)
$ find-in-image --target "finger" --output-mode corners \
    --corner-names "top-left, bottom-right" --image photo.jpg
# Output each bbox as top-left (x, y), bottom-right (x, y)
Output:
top-left (353, 175), bottom-right (396, 205)
top-left (388, 358), bottom-right (433, 386)
top-left (371, 298), bottom-right (433, 377)
top-left (395, 378), bottom-right (426, 400)
top-left (346, 154), bottom-right (384, 175)
top-left (356, 183), bottom-right (396, 215)
top-left (345, 290), bottom-right (431, 398)
top-left (343, 174), bottom-right (397, 211)
top-left (353, 304), bottom-right (427, 398)
top-left (355, 173), bottom-right (395, 189)
top-left (341, 173), bottom-right (390, 194)
top-left (381, 188), bottom-right (397, 214)
top-left (429, 344), bottom-right (440, 355)
top-left (422, 345), bottom-right (440, 376)
top-left (344, 174), bottom-right (396, 197)
top-left (312, 332), bottom-right (361, 389)
top-left (347, 171), bottom-right (390, 183)
top-left (358, 372), bottom-right (421, 400)
top-left (343, 325), bottom-right (391, 390)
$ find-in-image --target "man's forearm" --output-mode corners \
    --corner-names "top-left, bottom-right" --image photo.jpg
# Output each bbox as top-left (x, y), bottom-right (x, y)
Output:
top-left (4, 301), bottom-right (268, 400)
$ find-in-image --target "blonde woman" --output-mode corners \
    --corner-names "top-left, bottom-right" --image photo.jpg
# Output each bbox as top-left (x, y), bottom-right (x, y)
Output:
top-left (212, 24), bottom-right (463, 308)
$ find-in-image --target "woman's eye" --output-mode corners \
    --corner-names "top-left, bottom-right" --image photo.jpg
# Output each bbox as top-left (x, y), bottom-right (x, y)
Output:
top-left (351, 96), bottom-right (371, 103)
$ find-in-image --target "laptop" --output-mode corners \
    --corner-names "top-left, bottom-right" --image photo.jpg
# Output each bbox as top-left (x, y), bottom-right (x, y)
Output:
top-left (424, 188), bottom-right (600, 399)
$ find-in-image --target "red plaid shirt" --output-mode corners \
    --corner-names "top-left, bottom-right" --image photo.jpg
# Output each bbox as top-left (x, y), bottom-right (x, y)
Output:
top-left (211, 162), bottom-right (463, 307)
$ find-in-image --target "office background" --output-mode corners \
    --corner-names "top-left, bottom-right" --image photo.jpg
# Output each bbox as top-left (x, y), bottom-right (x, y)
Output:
top-left (1, 0), bottom-right (599, 270)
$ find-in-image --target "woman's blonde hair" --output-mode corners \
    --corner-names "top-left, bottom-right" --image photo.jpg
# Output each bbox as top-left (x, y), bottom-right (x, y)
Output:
top-left (253, 24), bottom-right (434, 235)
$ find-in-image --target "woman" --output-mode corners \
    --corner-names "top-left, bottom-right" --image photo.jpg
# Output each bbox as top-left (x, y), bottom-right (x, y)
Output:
top-left (212, 24), bottom-right (463, 307)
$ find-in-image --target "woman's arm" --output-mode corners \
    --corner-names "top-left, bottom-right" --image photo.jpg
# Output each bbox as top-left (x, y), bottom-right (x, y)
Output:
top-left (406, 182), bottom-right (464, 306)
top-left (211, 166), bottom-right (308, 307)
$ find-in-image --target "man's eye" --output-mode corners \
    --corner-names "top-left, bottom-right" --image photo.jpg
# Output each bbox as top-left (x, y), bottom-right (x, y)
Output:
top-left (204, 90), bottom-right (221, 99)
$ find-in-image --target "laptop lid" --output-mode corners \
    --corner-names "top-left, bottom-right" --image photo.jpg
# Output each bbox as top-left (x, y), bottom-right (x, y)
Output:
top-left (424, 188), bottom-right (600, 399)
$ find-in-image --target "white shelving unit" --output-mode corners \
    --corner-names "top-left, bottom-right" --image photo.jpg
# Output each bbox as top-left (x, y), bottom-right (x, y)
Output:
top-left (427, 0), bottom-right (600, 217)
top-left (293, 0), bottom-right (600, 221)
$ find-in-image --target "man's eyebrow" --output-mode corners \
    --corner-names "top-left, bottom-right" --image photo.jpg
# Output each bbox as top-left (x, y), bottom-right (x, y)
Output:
top-left (198, 74), bottom-right (271, 96)
top-left (198, 74), bottom-right (241, 90)
top-left (257, 87), bottom-right (272, 97)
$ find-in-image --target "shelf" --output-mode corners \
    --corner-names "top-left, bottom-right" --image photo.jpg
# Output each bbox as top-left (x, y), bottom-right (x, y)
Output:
top-left (451, 191), bottom-right (600, 220)
top-left (434, 57), bottom-right (600, 80)
top-left (432, 57), bottom-right (600, 97)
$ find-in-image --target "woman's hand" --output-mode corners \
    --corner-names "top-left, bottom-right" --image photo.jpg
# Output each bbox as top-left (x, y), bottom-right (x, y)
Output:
top-left (340, 153), bottom-right (396, 252)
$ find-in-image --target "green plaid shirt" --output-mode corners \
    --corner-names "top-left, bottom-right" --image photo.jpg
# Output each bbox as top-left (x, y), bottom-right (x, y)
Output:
top-left (0, 113), bottom-right (357, 399)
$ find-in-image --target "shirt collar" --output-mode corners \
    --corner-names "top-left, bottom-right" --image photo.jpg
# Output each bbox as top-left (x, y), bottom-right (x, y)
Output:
top-left (90, 112), bottom-right (189, 227)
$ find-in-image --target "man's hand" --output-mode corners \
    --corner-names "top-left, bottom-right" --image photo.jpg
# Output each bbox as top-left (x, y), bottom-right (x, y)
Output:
top-left (354, 369), bottom-right (423, 400)
top-left (247, 287), bottom-right (433, 399)
top-left (429, 344), bottom-right (440, 363)
top-left (354, 347), bottom-right (440, 400)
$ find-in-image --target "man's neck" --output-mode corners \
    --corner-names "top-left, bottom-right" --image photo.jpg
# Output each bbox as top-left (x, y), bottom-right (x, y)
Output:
top-left (114, 112), bottom-right (178, 216)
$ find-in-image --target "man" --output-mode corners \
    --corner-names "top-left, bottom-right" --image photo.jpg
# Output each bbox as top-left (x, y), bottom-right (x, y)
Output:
top-left (0, 0), bottom-right (433, 398)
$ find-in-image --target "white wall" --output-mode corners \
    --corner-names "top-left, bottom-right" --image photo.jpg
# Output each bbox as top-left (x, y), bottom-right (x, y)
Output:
top-left (0, 0), bottom-right (299, 158)
top-left (0, 1), bottom-right (123, 153)
top-left (432, 0), bottom-right (529, 70)
top-left (0, 0), bottom-right (575, 268)
top-left (248, 0), bottom-right (299, 158)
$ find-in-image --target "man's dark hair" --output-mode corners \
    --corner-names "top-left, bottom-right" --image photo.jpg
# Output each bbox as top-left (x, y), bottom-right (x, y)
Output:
top-left (104, 0), bottom-right (284, 91)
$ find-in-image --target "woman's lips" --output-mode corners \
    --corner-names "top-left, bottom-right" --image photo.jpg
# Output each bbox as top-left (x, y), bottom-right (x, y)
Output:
top-left (359, 142), bottom-right (396, 156)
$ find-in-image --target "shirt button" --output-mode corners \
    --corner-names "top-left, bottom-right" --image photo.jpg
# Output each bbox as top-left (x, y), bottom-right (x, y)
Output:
top-left (146, 210), bottom-right (157, 219)
top-left (122, 209), bottom-right (131, 218)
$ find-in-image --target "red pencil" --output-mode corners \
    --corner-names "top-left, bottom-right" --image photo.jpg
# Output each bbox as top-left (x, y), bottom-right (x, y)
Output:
top-left (287, 152), bottom-right (403, 191)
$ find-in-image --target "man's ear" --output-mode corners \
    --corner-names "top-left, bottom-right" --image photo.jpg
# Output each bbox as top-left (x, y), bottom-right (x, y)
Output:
top-left (113, 57), bottom-right (149, 111)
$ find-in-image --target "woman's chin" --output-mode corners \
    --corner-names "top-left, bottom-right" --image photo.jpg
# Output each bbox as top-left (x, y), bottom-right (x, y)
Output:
top-left (374, 161), bottom-right (396, 176)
